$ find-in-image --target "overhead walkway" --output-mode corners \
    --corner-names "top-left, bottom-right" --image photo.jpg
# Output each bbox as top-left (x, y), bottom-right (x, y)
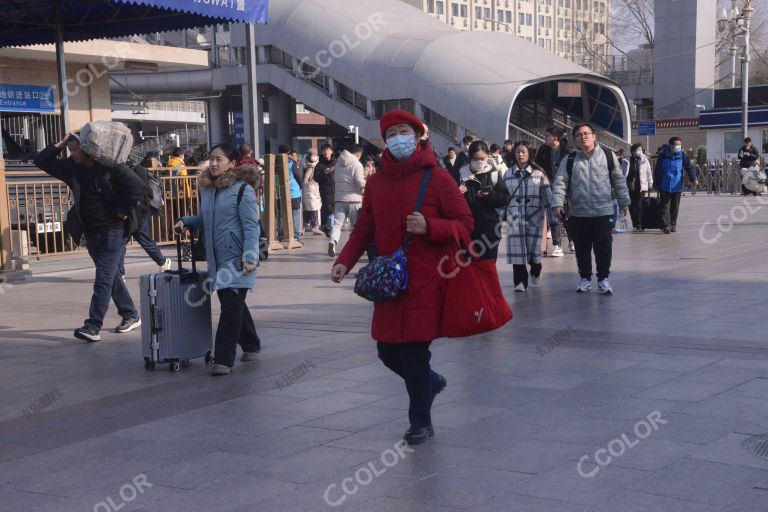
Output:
top-left (111, 0), bottom-right (632, 151)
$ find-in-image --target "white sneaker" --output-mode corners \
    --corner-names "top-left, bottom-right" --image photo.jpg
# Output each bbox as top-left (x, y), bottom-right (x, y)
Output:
top-left (551, 246), bottom-right (564, 257)
top-left (547, 230), bottom-right (552, 239)
top-left (597, 279), bottom-right (613, 295)
top-left (576, 278), bottom-right (591, 293)
top-left (530, 274), bottom-right (541, 286)
top-left (569, 241), bottom-right (575, 253)
top-left (159, 257), bottom-right (172, 272)
top-left (513, 282), bottom-right (527, 292)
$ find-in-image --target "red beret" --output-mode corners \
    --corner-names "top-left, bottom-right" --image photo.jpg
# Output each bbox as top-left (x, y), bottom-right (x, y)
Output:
top-left (380, 110), bottom-right (425, 139)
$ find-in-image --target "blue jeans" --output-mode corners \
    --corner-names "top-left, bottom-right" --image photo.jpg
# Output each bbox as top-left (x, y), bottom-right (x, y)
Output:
top-left (118, 215), bottom-right (165, 275)
top-left (85, 228), bottom-right (137, 330)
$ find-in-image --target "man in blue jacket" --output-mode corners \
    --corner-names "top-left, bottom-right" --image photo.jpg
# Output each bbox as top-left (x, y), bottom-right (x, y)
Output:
top-left (653, 137), bottom-right (698, 234)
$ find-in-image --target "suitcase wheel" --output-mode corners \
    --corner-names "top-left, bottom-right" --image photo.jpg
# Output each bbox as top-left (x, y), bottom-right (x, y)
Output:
top-left (204, 351), bottom-right (213, 365)
top-left (170, 362), bottom-right (180, 373)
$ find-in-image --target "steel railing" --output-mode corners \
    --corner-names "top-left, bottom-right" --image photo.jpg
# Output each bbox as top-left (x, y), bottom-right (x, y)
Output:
top-left (4, 169), bottom-right (204, 260)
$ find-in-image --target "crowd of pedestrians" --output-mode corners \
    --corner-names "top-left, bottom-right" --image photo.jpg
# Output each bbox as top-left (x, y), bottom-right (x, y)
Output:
top-left (38, 111), bottom-right (761, 448)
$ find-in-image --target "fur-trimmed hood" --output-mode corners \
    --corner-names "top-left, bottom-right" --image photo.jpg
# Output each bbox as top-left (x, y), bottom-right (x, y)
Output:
top-left (198, 165), bottom-right (261, 190)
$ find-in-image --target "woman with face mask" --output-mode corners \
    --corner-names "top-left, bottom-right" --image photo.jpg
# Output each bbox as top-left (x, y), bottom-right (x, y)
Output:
top-left (504, 141), bottom-right (558, 292)
top-left (457, 141), bottom-right (510, 261)
top-left (623, 143), bottom-right (653, 230)
top-left (330, 110), bottom-right (473, 446)
top-left (174, 143), bottom-right (262, 376)
top-left (302, 151), bottom-right (324, 235)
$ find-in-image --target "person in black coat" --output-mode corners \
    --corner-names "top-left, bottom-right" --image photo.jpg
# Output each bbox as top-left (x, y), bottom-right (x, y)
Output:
top-left (738, 137), bottom-right (761, 196)
top-left (313, 143), bottom-right (337, 236)
top-left (534, 126), bottom-right (569, 256)
top-left (34, 131), bottom-right (146, 342)
top-left (443, 147), bottom-right (461, 183)
top-left (458, 140), bottom-right (511, 261)
top-left (450, 135), bottom-right (474, 185)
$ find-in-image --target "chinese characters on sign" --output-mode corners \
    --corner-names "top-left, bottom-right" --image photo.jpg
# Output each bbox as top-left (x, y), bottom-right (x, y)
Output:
top-left (0, 84), bottom-right (55, 113)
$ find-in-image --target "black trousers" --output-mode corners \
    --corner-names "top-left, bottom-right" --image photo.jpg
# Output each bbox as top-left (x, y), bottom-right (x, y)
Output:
top-left (214, 288), bottom-right (261, 367)
top-left (629, 189), bottom-right (645, 229)
top-left (567, 216), bottom-right (613, 281)
top-left (513, 262), bottom-right (542, 287)
top-left (377, 342), bottom-right (440, 428)
top-left (660, 191), bottom-right (682, 230)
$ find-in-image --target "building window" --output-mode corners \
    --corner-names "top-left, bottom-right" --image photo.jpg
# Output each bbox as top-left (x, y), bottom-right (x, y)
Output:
top-left (546, 17), bottom-right (552, 28)
top-left (538, 15), bottom-right (544, 27)
top-left (546, 39), bottom-right (552, 50)
top-left (526, 13), bottom-right (532, 24)
top-left (519, 12), bottom-right (525, 24)
top-left (506, 11), bottom-right (512, 23)
top-left (475, 6), bottom-right (482, 19)
top-left (461, 4), bottom-right (468, 17)
top-left (539, 39), bottom-right (545, 47)
top-left (437, 1), bottom-right (444, 15)
top-left (484, 7), bottom-right (491, 19)
top-left (452, 2), bottom-right (459, 17)
top-left (427, 0), bottom-right (435, 13)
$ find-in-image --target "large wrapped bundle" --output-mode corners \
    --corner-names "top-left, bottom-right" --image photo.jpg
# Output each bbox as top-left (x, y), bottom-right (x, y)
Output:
top-left (741, 166), bottom-right (766, 193)
top-left (79, 121), bottom-right (133, 167)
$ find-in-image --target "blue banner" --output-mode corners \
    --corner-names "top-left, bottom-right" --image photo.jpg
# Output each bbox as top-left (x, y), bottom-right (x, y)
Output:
top-left (0, 84), bottom-right (55, 113)
top-left (233, 112), bottom-right (245, 147)
top-left (119, 0), bottom-right (268, 24)
top-left (637, 121), bottom-right (656, 136)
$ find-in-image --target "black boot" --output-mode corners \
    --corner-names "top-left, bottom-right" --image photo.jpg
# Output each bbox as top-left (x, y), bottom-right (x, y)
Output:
top-left (404, 425), bottom-right (434, 445)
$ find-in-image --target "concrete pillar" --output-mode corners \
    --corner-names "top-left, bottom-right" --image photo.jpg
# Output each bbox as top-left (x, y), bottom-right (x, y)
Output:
top-left (653, 0), bottom-right (715, 119)
top-left (207, 95), bottom-right (229, 146)
top-left (267, 91), bottom-right (294, 150)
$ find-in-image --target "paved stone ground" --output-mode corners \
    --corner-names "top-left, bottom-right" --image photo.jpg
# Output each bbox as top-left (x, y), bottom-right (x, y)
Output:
top-left (0, 194), bottom-right (766, 512)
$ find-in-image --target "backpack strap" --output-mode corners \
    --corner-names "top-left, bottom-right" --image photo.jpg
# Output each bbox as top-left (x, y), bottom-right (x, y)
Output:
top-left (236, 182), bottom-right (248, 206)
top-left (603, 146), bottom-right (615, 172)
top-left (566, 151), bottom-right (577, 197)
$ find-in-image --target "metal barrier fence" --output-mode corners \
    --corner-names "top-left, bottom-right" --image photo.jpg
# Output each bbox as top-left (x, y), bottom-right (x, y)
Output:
top-left (4, 171), bottom-right (201, 260)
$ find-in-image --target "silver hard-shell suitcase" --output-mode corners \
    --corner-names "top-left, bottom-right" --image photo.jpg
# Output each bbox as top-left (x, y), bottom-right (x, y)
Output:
top-left (140, 237), bottom-right (212, 372)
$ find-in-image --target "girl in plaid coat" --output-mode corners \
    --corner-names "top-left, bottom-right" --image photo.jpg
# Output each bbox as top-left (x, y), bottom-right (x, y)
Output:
top-left (504, 141), bottom-right (558, 292)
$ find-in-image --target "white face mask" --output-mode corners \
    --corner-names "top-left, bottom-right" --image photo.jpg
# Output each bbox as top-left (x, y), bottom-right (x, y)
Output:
top-left (386, 134), bottom-right (417, 161)
top-left (470, 160), bottom-right (487, 172)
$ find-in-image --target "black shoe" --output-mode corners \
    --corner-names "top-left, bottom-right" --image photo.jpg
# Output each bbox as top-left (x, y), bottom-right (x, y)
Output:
top-left (74, 325), bottom-right (101, 342)
top-left (431, 375), bottom-right (447, 406)
top-left (671, 227), bottom-right (677, 232)
top-left (662, 228), bottom-right (671, 234)
top-left (115, 317), bottom-right (141, 333)
top-left (328, 241), bottom-right (337, 258)
top-left (404, 425), bottom-right (434, 445)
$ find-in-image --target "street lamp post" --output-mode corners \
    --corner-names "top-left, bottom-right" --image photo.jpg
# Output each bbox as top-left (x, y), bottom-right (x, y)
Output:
top-left (719, 0), bottom-right (754, 140)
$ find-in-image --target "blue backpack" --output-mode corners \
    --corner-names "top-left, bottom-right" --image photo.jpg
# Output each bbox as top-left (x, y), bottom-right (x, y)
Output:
top-left (353, 167), bottom-right (433, 301)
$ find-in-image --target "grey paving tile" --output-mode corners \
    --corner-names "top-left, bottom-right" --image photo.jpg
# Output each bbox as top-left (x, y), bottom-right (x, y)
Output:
top-left (630, 458), bottom-right (768, 506)
top-left (637, 380), bottom-right (737, 402)
top-left (473, 492), bottom-right (588, 512)
top-left (223, 425), bottom-right (351, 458)
top-left (511, 461), bottom-right (650, 505)
top-left (396, 464), bottom-right (532, 509)
top-left (587, 490), bottom-right (721, 512)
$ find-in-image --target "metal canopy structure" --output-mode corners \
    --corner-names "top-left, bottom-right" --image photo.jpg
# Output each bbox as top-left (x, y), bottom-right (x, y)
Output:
top-left (0, 0), bottom-right (268, 274)
top-left (0, 0), bottom-right (268, 132)
top-left (0, 0), bottom-right (268, 47)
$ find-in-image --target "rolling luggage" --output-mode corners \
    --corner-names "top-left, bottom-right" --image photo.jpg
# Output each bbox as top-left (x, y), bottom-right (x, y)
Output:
top-left (140, 237), bottom-right (213, 372)
top-left (640, 190), bottom-right (663, 230)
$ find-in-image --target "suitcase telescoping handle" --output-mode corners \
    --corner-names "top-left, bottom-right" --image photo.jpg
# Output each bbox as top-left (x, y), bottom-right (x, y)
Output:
top-left (174, 232), bottom-right (198, 276)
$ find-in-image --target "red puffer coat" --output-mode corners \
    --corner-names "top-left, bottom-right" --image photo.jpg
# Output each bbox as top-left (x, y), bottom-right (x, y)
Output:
top-left (335, 141), bottom-right (474, 343)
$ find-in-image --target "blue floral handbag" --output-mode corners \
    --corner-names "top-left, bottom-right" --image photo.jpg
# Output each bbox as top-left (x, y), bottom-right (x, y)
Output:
top-left (354, 167), bottom-right (433, 302)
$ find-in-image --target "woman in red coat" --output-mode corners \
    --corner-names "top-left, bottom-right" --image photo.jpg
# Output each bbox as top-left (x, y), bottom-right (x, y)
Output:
top-left (331, 110), bottom-right (473, 445)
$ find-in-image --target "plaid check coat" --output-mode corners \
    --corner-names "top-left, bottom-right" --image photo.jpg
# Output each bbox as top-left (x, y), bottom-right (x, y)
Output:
top-left (504, 165), bottom-right (557, 265)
